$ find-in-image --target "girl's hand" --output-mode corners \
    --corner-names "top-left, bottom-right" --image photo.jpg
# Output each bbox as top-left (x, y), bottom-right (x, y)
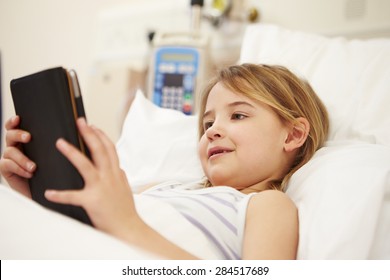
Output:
top-left (45, 118), bottom-right (197, 259)
top-left (0, 116), bottom-right (35, 198)
top-left (44, 118), bottom-right (140, 237)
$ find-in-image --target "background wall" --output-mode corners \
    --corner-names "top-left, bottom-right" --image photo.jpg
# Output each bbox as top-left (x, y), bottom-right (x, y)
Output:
top-left (1, 0), bottom-right (390, 148)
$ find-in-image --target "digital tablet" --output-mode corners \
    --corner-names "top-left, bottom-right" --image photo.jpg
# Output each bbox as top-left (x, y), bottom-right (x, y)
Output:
top-left (10, 67), bottom-right (92, 225)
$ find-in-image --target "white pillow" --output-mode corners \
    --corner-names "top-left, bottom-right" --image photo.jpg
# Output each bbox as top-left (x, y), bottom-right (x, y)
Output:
top-left (240, 24), bottom-right (390, 146)
top-left (116, 91), bottom-right (204, 191)
top-left (287, 141), bottom-right (390, 259)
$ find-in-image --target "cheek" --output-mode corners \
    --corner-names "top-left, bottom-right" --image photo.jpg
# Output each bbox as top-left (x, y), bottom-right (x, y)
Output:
top-left (198, 135), bottom-right (208, 164)
top-left (198, 137), bottom-right (212, 179)
top-left (237, 128), bottom-right (282, 162)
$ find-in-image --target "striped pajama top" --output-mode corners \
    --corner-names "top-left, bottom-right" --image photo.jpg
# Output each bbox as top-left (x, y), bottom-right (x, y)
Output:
top-left (141, 181), bottom-right (256, 259)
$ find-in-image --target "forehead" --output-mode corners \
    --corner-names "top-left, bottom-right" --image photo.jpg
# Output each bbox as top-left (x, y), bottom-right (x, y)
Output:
top-left (202, 82), bottom-right (282, 121)
top-left (205, 82), bottom-right (254, 107)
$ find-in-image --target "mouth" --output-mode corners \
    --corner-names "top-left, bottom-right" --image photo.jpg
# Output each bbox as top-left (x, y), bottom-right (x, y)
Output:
top-left (208, 147), bottom-right (233, 159)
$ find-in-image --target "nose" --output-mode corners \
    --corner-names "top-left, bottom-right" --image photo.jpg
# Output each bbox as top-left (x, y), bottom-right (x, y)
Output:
top-left (205, 121), bottom-right (224, 141)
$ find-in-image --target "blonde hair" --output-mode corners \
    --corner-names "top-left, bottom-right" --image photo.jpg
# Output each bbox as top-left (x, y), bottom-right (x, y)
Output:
top-left (198, 63), bottom-right (329, 191)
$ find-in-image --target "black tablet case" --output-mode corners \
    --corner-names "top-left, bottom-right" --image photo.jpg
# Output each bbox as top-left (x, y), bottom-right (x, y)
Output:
top-left (10, 67), bottom-right (92, 225)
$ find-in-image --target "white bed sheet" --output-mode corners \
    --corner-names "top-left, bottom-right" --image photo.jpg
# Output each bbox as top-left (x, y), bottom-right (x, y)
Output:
top-left (0, 183), bottom-right (218, 259)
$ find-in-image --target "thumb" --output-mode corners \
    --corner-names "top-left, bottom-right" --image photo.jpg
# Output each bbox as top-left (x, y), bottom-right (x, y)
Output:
top-left (45, 189), bottom-right (83, 207)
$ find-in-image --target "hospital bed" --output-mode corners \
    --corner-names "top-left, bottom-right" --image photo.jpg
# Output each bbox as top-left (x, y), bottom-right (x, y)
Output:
top-left (1, 23), bottom-right (389, 259)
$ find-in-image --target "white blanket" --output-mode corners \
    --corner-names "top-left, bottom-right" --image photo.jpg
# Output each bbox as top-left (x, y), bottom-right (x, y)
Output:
top-left (0, 184), bottom-right (218, 259)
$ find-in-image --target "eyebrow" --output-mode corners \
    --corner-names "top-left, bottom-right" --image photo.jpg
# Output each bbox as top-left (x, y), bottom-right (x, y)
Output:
top-left (203, 101), bottom-right (255, 119)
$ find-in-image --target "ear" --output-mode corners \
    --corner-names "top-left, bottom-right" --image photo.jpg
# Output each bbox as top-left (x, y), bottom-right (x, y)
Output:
top-left (284, 117), bottom-right (310, 152)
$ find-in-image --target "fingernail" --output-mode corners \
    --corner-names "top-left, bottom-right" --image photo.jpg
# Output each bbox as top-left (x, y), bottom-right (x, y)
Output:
top-left (21, 133), bottom-right (29, 141)
top-left (78, 117), bottom-right (87, 126)
top-left (56, 138), bottom-right (68, 150)
top-left (45, 190), bottom-right (55, 198)
top-left (26, 162), bottom-right (35, 171)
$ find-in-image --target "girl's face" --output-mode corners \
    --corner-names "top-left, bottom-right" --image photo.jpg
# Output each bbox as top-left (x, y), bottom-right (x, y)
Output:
top-left (198, 82), bottom-right (292, 193)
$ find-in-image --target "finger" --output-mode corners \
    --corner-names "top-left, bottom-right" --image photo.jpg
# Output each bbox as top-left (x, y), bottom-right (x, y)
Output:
top-left (76, 118), bottom-right (111, 169)
top-left (5, 115), bottom-right (31, 146)
top-left (56, 138), bottom-right (97, 181)
top-left (5, 129), bottom-right (31, 147)
top-left (5, 115), bottom-right (20, 130)
top-left (0, 157), bottom-right (34, 179)
top-left (2, 146), bottom-right (36, 174)
top-left (45, 189), bottom-right (83, 207)
top-left (90, 126), bottom-right (120, 167)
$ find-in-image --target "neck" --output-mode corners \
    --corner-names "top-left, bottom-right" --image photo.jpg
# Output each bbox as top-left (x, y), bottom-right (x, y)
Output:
top-left (239, 181), bottom-right (273, 194)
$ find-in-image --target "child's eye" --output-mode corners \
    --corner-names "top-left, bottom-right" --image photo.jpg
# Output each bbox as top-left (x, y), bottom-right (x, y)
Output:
top-left (231, 113), bottom-right (247, 120)
top-left (203, 121), bottom-right (214, 130)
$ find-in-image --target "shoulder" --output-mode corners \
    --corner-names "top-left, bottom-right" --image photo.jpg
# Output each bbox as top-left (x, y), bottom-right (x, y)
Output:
top-left (242, 190), bottom-right (298, 259)
top-left (248, 190), bottom-right (297, 215)
top-left (246, 190), bottom-right (297, 231)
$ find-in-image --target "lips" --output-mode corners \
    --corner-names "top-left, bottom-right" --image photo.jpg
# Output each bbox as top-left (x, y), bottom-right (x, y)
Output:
top-left (208, 147), bottom-right (233, 159)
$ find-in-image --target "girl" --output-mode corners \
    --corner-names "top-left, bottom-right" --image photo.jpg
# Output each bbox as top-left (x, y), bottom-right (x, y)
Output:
top-left (0, 63), bottom-right (329, 259)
